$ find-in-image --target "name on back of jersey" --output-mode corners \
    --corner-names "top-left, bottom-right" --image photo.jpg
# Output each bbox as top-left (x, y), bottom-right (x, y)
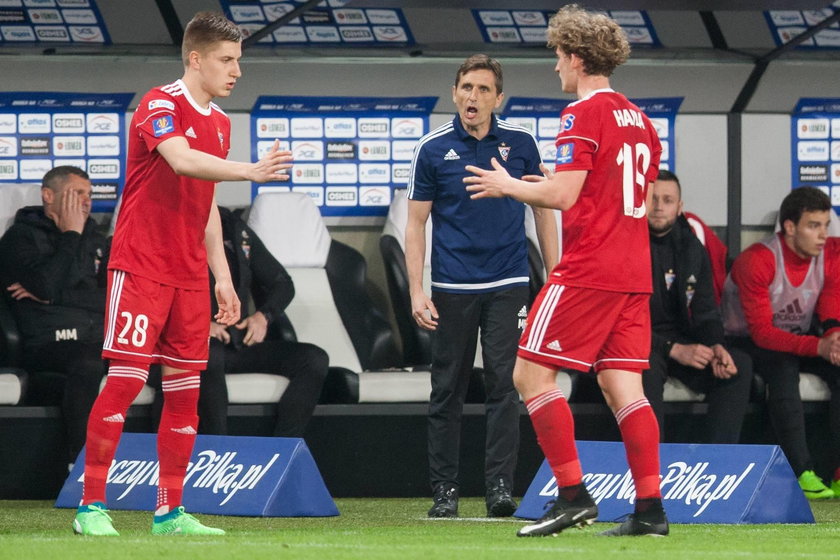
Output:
top-left (612, 109), bottom-right (646, 129)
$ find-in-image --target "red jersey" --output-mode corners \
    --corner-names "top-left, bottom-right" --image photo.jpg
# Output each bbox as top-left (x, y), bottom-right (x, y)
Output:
top-left (725, 234), bottom-right (840, 356)
top-left (548, 89), bottom-right (661, 293)
top-left (109, 80), bottom-right (231, 289)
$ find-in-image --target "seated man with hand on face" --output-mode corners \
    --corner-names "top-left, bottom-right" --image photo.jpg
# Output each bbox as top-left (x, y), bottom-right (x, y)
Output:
top-left (0, 165), bottom-right (109, 467)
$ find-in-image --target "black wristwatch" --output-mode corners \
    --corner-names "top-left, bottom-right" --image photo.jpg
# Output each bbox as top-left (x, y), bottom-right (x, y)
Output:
top-left (664, 340), bottom-right (675, 357)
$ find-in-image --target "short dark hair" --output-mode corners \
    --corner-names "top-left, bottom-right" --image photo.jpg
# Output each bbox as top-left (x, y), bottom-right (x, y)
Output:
top-left (779, 186), bottom-right (831, 228)
top-left (182, 11), bottom-right (242, 66)
top-left (455, 54), bottom-right (503, 94)
top-left (42, 165), bottom-right (88, 191)
top-left (656, 169), bottom-right (681, 198)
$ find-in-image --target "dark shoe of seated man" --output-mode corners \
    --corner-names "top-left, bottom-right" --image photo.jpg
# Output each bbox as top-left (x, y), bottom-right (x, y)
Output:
top-left (428, 484), bottom-right (458, 518)
top-left (517, 483), bottom-right (598, 537)
top-left (486, 477), bottom-right (517, 517)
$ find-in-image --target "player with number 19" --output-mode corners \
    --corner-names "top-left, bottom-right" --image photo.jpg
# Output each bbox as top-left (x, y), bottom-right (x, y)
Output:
top-left (464, 4), bottom-right (666, 537)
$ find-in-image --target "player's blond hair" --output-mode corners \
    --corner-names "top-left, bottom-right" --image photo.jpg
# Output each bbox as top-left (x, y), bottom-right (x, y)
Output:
top-left (546, 4), bottom-right (630, 77)
top-left (181, 12), bottom-right (242, 66)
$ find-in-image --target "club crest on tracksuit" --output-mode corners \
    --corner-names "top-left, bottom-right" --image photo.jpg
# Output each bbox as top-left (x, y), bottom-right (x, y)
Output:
top-left (498, 143), bottom-right (510, 162)
top-left (240, 230), bottom-right (251, 260)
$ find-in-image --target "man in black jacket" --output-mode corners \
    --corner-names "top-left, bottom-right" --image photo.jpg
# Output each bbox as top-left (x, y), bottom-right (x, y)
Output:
top-left (643, 170), bottom-right (753, 443)
top-left (194, 206), bottom-right (328, 437)
top-left (0, 166), bottom-right (109, 464)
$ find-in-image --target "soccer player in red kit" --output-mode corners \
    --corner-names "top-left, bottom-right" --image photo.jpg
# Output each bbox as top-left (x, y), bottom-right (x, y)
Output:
top-left (73, 12), bottom-right (293, 536)
top-left (465, 5), bottom-right (668, 537)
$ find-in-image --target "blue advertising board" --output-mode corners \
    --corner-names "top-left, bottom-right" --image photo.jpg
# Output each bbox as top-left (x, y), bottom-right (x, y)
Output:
top-left (517, 441), bottom-right (814, 524)
top-left (250, 95), bottom-right (437, 218)
top-left (0, 91), bottom-right (132, 212)
top-left (766, 5), bottom-right (840, 49)
top-left (502, 96), bottom-right (682, 172)
top-left (220, 0), bottom-right (414, 46)
top-left (472, 9), bottom-right (660, 47)
top-left (791, 98), bottom-right (840, 212)
top-left (0, 0), bottom-right (110, 44)
top-left (56, 433), bottom-right (339, 517)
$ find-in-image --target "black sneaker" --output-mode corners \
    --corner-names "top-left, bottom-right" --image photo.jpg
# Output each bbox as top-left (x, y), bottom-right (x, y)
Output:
top-left (599, 508), bottom-right (669, 537)
top-left (516, 488), bottom-right (598, 537)
top-left (486, 478), bottom-right (517, 517)
top-left (428, 484), bottom-right (458, 518)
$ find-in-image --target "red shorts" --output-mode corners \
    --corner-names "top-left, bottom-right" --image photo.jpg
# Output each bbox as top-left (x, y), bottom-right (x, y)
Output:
top-left (102, 269), bottom-right (210, 369)
top-left (518, 284), bottom-right (650, 373)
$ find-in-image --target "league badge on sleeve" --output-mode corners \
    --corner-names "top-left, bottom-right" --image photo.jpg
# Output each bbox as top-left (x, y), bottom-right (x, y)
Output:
top-left (556, 142), bottom-right (574, 165)
top-left (152, 115), bottom-right (175, 137)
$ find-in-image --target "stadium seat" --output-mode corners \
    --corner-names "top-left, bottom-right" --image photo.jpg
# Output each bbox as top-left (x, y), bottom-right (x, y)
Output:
top-left (796, 373), bottom-right (830, 402)
top-left (0, 183), bottom-right (42, 405)
top-left (662, 377), bottom-right (704, 402)
top-left (247, 192), bottom-right (410, 403)
top-left (0, 368), bottom-right (26, 405)
top-left (103, 372), bottom-right (292, 407)
top-left (226, 373), bottom-right (290, 404)
top-left (0, 182), bottom-right (41, 232)
top-left (379, 187), bottom-right (433, 367)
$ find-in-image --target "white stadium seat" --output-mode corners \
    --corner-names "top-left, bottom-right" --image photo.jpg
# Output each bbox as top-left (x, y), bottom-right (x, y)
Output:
top-left (248, 192), bottom-right (408, 403)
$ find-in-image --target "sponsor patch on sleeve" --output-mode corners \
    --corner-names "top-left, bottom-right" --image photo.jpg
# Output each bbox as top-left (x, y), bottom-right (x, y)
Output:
top-left (555, 142), bottom-right (574, 165)
top-left (148, 99), bottom-right (175, 111)
top-left (152, 115), bottom-right (175, 137)
top-left (561, 114), bottom-right (575, 132)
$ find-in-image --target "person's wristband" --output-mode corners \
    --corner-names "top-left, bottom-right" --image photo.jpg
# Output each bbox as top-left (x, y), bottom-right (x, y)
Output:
top-left (664, 340), bottom-right (674, 357)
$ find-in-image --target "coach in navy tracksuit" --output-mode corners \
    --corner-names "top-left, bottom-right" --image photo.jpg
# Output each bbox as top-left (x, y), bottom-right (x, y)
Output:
top-left (405, 55), bottom-right (558, 518)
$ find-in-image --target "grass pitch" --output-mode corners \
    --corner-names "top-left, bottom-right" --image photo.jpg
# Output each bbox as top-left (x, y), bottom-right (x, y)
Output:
top-left (1, 498), bottom-right (839, 560)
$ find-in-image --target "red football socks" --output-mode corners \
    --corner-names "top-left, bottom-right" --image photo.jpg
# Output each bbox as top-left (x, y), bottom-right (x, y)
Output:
top-left (156, 371), bottom-right (201, 511)
top-left (82, 361), bottom-right (149, 505)
top-left (615, 398), bottom-right (662, 499)
top-left (525, 389), bottom-right (583, 488)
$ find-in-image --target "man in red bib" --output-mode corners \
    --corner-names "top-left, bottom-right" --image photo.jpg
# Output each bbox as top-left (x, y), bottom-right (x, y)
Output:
top-left (73, 12), bottom-right (293, 537)
top-left (724, 186), bottom-right (840, 500)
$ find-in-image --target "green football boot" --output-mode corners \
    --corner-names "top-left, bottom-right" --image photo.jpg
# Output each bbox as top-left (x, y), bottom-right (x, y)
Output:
top-left (73, 503), bottom-right (119, 536)
top-left (151, 506), bottom-right (225, 536)
top-left (798, 470), bottom-right (834, 500)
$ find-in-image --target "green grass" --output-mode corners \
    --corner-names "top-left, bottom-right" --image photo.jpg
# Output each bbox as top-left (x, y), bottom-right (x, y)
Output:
top-left (1, 498), bottom-right (840, 559)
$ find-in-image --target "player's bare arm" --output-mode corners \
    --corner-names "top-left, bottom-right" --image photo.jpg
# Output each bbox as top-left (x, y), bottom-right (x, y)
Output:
top-left (464, 157), bottom-right (587, 211)
top-left (156, 136), bottom-right (292, 183)
top-left (206, 202), bottom-right (240, 326)
top-left (532, 205), bottom-right (559, 273)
